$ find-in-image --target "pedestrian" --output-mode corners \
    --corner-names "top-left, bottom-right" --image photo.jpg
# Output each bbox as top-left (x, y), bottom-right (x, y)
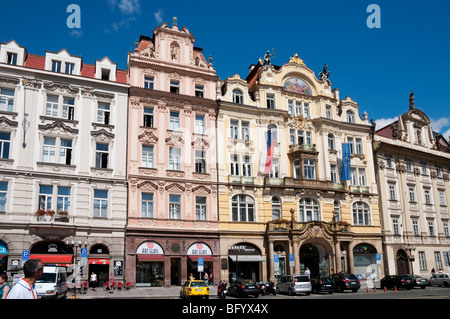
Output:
top-left (431, 268), bottom-right (435, 276)
top-left (204, 272), bottom-right (209, 284)
top-left (90, 272), bottom-right (97, 291)
top-left (209, 271), bottom-right (213, 285)
top-left (189, 273), bottom-right (194, 280)
top-left (7, 259), bottom-right (43, 299)
top-left (108, 273), bottom-right (114, 293)
top-left (305, 267), bottom-right (311, 279)
top-left (0, 272), bottom-right (11, 299)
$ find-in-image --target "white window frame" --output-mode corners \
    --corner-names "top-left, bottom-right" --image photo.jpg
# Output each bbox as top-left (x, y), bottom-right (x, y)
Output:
top-left (93, 189), bottom-right (108, 218)
top-left (195, 196), bottom-right (207, 220)
top-left (141, 192), bottom-right (154, 218)
top-left (142, 144), bottom-right (154, 168)
top-left (169, 147), bottom-right (181, 171)
top-left (169, 194), bottom-right (181, 219)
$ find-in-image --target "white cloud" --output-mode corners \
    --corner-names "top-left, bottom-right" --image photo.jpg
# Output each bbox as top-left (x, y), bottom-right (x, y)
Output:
top-left (154, 9), bottom-right (163, 24)
top-left (69, 30), bottom-right (84, 38)
top-left (442, 128), bottom-right (450, 140)
top-left (118, 0), bottom-right (141, 15)
top-left (112, 16), bottom-right (136, 32)
top-left (374, 117), bottom-right (397, 130)
top-left (430, 117), bottom-right (450, 132)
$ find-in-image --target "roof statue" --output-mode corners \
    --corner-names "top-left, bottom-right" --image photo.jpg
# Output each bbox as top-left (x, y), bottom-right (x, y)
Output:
top-left (409, 90), bottom-right (415, 109)
top-left (260, 49), bottom-right (275, 67)
top-left (289, 53), bottom-right (304, 65)
top-left (319, 64), bottom-right (330, 80)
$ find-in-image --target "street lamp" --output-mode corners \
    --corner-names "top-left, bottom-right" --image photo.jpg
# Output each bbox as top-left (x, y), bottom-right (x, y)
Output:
top-left (65, 239), bottom-right (88, 298)
top-left (405, 245), bottom-right (416, 275)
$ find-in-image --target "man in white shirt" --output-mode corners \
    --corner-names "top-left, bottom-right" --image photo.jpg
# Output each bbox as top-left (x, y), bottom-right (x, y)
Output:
top-left (7, 259), bottom-right (43, 299)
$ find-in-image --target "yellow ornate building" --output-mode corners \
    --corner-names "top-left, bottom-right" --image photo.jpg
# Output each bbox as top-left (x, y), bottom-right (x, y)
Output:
top-left (217, 53), bottom-right (384, 285)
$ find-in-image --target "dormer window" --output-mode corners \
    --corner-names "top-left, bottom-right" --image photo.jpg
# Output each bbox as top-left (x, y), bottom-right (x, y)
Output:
top-left (65, 63), bottom-right (75, 75)
top-left (7, 52), bottom-right (17, 65)
top-left (101, 68), bottom-right (110, 81)
top-left (233, 89), bottom-right (243, 104)
top-left (52, 60), bottom-right (62, 73)
top-left (95, 57), bottom-right (117, 81)
top-left (346, 110), bottom-right (355, 123)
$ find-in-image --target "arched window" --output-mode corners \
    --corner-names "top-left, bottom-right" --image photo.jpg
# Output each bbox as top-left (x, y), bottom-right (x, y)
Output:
top-left (346, 110), bottom-right (355, 123)
top-left (232, 195), bottom-right (255, 222)
top-left (352, 202), bottom-right (370, 225)
top-left (299, 198), bottom-right (320, 222)
top-left (334, 200), bottom-right (341, 222)
top-left (328, 133), bottom-right (335, 150)
top-left (232, 89), bottom-right (243, 104)
top-left (272, 196), bottom-right (281, 220)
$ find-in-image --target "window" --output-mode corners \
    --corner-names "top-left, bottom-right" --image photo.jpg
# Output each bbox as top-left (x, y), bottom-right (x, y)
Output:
top-left (288, 100), bottom-right (293, 115)
top-left (304, 159), bottom-right (315, 179)
top-left (141, 193), bottom-right (154, 218)
top-left (290, 129), bottom-right (295, 145)
top-left (272, 197), bottom-right (281, 220)
top-left (0, 88), bottom-right (14, 112)
top-left (60, 139), bottom-right (73, 165)
top-left (266, 93), bottom-right (275, 109)
top-left (144, 76), bottom-right (154, 89)
top-left (393, 219), bottom-right (400, 235)
top-left (169, 147), bottom-right (181, 171)
top-left (65, 63), bottom-right (75, 75)
top-left (43, 137), bottom-right (56, 163)
top-left (389, 184), bottom-right (396, 201)
top-left (295, 101), bottom-right (302, 116)
top-left (334, 200), bottom-right (341, 222)
top-left (230, 154), bottom-right (239, 176)
top-left (424, 189), bottom-right (432, 205)
top-left (270, 157), bottom-right (279, 178)
top-left (445, 251), bottom-right (450, 266)
top-left (355, 138), bottom-right (363, 154)
top-left (358, 168), bottom-right (366, 186)
top-left (412, 219), bottom-right (420, 236)
top-left (346, 110), bottom-right (355, 123)
top-left (409, 187), bottom-right (416, 202)
top-left (439, 191), bottom-right (446, 206)
top-left (386, 156), bottom-right (394, 169)
top-left (293, 160), bottom-right (301, 178)
top-left (405, 159), bottom-right (413, 172)
top-left (195, 150), bottom-right (206, 173)
top-left (143, 108), bottom-right (154, 128)
top-left (326, 105), bottom-right (332, 119)
top-left (328, 134), bottom-right (335, 150)
top-left (170, 80), bottom-right (180, 94)
top-left (195, 196), bottom-right (207, 220)
top-left (101, 68), bottom-right (110, 81)
top-left (142, 145), bottom-right (154, 168)
top-left (93, 190), bottom-right (108, 218)
top-left (97, 102), bottom-right (111, 125)
top-left (299, 198), bottom-right (320, 222)
top-left (52, 60), bottom-right (62, 73)
top-left (42, 137), bottom-right (72, 165)
top-left (348, 137), bottom-right (354, 154)
top-left (0, 182), bottom-right (8, 212)
top-left (421, 162), bottom-right (428, 175)
top-left (330, 165), bottom-right (338, 183)
top-left (195, 85), bottom-right (204, 98)
top-left (169, 194), bottom-right (181, 219)
top-left (428, 220), bottom-right (435, 236)
top-left (195, 115), bottom-right (205, 134)
top-left (232, 195), bottom-right (254, 222)
top-left (303, 103), bottom-right (310, 118)
top-left (444, 222), bottom-right (449, 237)
top-left (46, 95), bottom-right (59, 117)
top-left (419, 251), bottom-right (427, 271)
top-left (353, 202), bottom-right (370, 225)
top-left (241, 122), bottom-right (250, 140)
top-left (39, 185), bottom-right (53, 210)
top-left (7, 52), bottom-right (17, 65)
top-left (434, 252), bottom-right (443, 270)
top-left (233, 89), bottom-right (243, 104)
top-left (63, 97), bottom-right (75, 120)
top-left (95, 143), bottom-right (109, 169)
top-left (242, 155), bottom-right (252, 177)
top-left (0, 132), bottom-right (11, 159)
top-left (351, 168), bottom-right (357, 186)
top-left (57, 187), bottom-right (71, 213)
top-left (169, 111), bottom-right (180, 131)
top-left (230, 120), bottom-right (239, 138)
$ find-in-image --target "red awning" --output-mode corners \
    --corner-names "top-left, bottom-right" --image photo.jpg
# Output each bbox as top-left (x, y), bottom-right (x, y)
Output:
top-left (137, 254), bottom-right (165, 261)
top-left (89, 258), bottom-right (110, 265)
top-left (188, 255), bottom-right (214, 261)
top-left (30, 254), bottom-right (73, 264)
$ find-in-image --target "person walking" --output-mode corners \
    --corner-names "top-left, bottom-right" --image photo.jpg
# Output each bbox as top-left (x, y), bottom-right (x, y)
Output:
top-left (0, 272), bottom-right (11, 299)
top-left (305, 267), bottom-right (311, 279)
top-left (90, 272), bottom-right (97, 291)
top-left (7, 259), bottom-right (43, 299)
top-left (108, 273), bottom-right (114, 293)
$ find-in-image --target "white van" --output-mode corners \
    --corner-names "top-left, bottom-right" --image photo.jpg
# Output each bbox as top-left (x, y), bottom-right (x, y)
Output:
top-left (35, 266), bottom-right (68, 299)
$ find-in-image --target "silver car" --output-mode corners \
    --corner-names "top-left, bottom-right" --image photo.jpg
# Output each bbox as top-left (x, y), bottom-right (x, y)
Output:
top-left (429, 273), bottom-right (450, 287)
top-left (276, 275), bottom-right (311, 296)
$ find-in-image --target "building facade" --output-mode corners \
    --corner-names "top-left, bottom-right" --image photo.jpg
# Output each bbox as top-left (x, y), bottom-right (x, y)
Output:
top-left (125, 19), bottom-right (220, 287)
top-left (217, 53), bottom-right (384, 284)
top-left (374, 92), bottom-right (450, 276)
top-left (0, 40), bottom-right (129, 286)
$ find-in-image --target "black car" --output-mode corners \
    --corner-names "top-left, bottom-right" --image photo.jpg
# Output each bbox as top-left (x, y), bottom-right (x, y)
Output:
top-left (227, 279), bottom-right (260, 298)
top-left (330, 273), bottom-right (361, 293)
top-left (380, 275), bottom-right (414, 290)
top-left (310, 277), bottom-right (334, 294)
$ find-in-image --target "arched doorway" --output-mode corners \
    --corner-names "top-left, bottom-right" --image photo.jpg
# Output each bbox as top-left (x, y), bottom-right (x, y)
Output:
top-left (88, 244), bottom-right (110, 287)
top-left (396, 249), bottom-right (409, 275)
top-left (299, 242), bottom-right (330, 278)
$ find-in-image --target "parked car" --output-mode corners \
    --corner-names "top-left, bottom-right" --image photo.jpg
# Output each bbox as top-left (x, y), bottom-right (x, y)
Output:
top-left (380, 275), bottom-right (414, 290)
top-left (428, 273), bottom-right (450, 287)
top-left (180, 280), bottom-right (209, 299)
top-left (407, 274), bottom-right (428, 289)
top-left (330, 273), bottom-right (360, 293)
top-left (310, 277), bottom-right (334, 294)
top-left (276, 274), bottom-right (311, 296)
top-left (227, 279), bottom-right (260, 298)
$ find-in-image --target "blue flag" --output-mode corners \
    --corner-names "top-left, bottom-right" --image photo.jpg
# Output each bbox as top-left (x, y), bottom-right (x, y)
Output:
top-left (342, 143), bottom-right (351, 181)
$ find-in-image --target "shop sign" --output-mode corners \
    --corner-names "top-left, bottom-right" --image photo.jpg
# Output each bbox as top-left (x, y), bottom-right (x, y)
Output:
top-left (137, 241), bottom-right (164, 255)
top-left (0, 246), bottom-right (8, 255)
top-left (228, 244), bottom-right (259, 255)
top-left (187, 243), bottom-right (212, 256)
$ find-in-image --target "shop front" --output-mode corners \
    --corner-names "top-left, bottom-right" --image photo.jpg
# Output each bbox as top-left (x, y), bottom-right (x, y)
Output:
top-left (187, 242), bottom-right (214, 281)
top-left (29, 241), bottom-right (74, 266)
top-left (136, 241), bottom-right (165, 287)
top-left (228, 243), bottom-right (265, 283)
top-left (353, 243), bottom-right (381, 281)
top-left (88, 244), bottom-right (111, 287)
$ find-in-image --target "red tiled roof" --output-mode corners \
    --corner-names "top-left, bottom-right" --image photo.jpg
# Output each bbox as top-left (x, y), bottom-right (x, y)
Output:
top-left (81, 63), bottom-right (95, 78)
top-left (116, 70), bottom-right (128, 84)
top-left (24, 54), bottom-right (45, 70)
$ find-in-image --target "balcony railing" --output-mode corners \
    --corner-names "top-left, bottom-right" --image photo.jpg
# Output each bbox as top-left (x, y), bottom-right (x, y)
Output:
top-left (35, 212), bottom-right (70, 223)
top-left (289, 143), bottom-right (316, 152)
top-left (229, 175), bottom-right (256, 185)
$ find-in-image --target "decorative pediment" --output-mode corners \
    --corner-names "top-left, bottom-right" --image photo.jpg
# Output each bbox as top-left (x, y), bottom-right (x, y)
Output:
top-left (192, 185), bottom-right (211, 195)
top-left (137, 181), bottom-right (158, 191)
top-left (165, 183), bottom-right (185, 192)
top-left (91, 129), bottom-right (115, 142)
top-left (139, 130), bottom-right (158, 144)
top-left (165, 133), bottom-right (184, 146)
top-left (0, 116), bottom-right (18, 129)
top-left (38, 121), bottom-right (79, 135)
top-left (192, 137), bottom-right (209, 149)
top-left (44, 82), bottom-right (79, 95)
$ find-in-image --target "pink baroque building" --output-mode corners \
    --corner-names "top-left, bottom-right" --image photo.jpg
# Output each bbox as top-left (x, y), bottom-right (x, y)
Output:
top-left (125, 18), bottom-right (220, 287)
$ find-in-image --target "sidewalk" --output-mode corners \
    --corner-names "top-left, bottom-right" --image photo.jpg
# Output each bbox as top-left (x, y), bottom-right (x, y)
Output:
top-left (73, 285), bottom-right (217, 299)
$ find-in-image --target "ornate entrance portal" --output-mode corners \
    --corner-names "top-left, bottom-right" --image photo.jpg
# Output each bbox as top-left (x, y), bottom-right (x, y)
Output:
top-left (299, 242), bottom-right (330, 278)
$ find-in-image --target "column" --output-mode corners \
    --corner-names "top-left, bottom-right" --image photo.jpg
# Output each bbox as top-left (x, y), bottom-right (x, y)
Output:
top-left (335, 240), bottom-right (341, 273)
top-left (348, 243), bottom-right (354, 274)
top-left (293, 240), bottom-right (300, 274)
top-left (268, 240), bottom-right (274, 281)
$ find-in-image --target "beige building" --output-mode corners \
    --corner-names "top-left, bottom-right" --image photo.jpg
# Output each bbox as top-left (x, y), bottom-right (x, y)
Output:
top-left (374, 92), bottom-right (450, 277)
top-left (217, 53), bottom-right (383, 285)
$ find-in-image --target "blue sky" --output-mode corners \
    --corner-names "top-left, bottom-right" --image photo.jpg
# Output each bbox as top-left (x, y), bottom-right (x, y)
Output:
top-left (1, 0), bottom-right (450, 137)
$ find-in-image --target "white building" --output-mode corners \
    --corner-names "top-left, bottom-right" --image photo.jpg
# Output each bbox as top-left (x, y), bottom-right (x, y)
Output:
top-left (0, 40), bottom-right (129, 286)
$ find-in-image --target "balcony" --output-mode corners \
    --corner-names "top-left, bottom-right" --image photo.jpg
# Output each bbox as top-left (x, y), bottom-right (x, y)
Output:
top-left (288, 143), bottom-right (317, 153)
top-left (35, 210), bottom-right (70, 223)
top-left (284, 177), bottom-right (335, 190)
top-left (229, 175), bottom-right (256, 185)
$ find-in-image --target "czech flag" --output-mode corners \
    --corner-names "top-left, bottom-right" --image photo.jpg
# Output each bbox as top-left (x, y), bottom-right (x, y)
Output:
top-left (259, 128), bottom-right (277, 175)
